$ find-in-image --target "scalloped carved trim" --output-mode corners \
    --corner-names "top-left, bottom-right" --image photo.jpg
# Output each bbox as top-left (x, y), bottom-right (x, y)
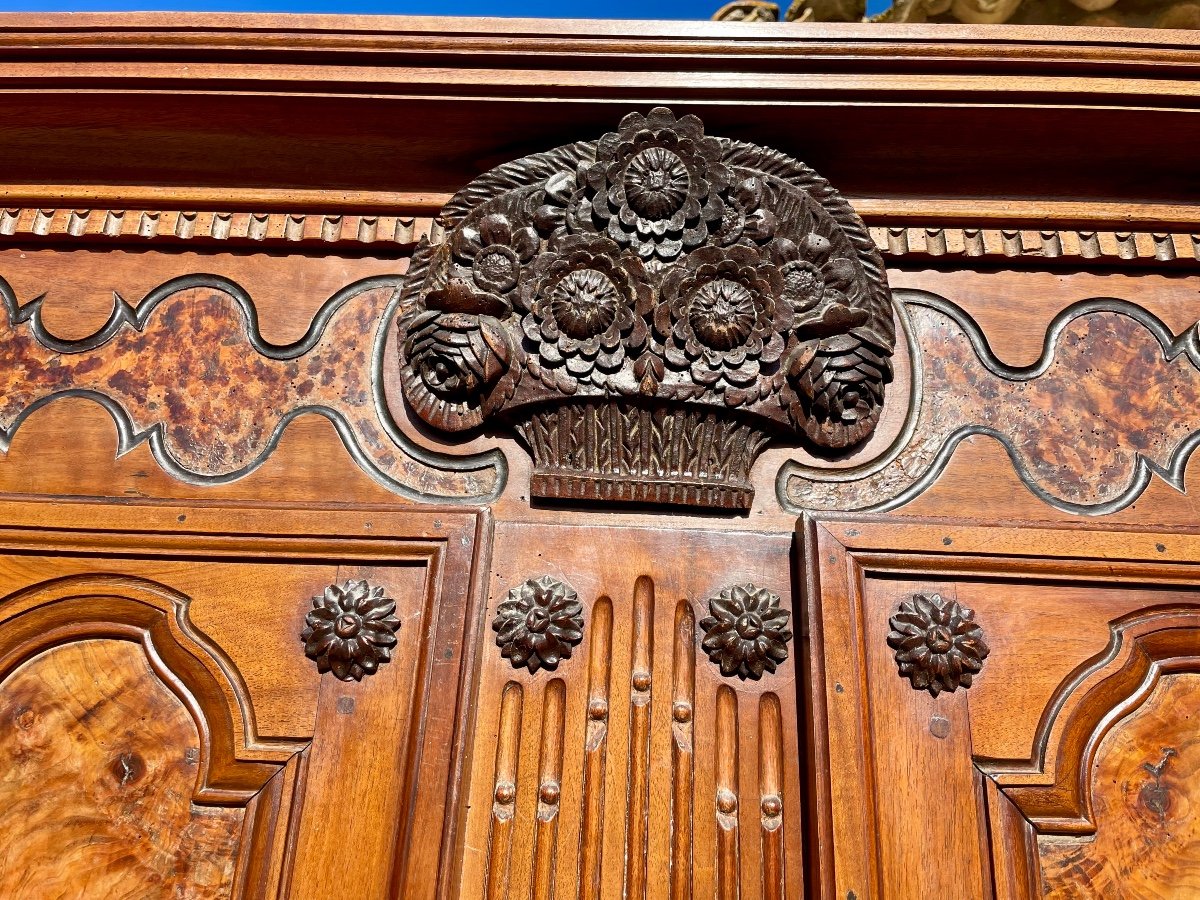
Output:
top-left (871, 226), bottom-right (1200, 267)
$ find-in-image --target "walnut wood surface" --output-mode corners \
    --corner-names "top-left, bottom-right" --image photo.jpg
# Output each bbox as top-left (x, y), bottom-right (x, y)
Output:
top-left (2, 14), bottom-right (1200, 900)
top-left (0, 638), bottom-right (243, 899)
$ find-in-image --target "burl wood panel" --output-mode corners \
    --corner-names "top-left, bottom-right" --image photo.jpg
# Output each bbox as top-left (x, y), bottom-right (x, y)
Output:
top-left (0, 638), bottom-right (243, 899)
top-left (0, 273), bottom-right (500, 502)
top-left (459, 522), bottom-right (802, 900)
top-left (1039, 673), bottom-right (1200, 898)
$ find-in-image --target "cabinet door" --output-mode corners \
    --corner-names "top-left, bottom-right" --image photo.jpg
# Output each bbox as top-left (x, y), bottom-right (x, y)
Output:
top-left (803, 517), bottom-right (1200, 900)
top-left (0, 500), bottom-right (485, 900)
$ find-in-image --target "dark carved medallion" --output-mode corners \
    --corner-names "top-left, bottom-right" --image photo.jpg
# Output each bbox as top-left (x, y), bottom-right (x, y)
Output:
top-left (887, 592), bottom-right (989, 696)
top-left (699, 583), bottom-right (792, 680)
top-left (395, 107), bottom-right (894, 510)
top-left (301, 579), bottom-right (402, 681)
top-left (492, 575), bottom-right (584, 673)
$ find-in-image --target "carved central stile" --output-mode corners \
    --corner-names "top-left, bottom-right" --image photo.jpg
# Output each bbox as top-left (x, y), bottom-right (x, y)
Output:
top-left (395, 108), bottom-right (895, 509)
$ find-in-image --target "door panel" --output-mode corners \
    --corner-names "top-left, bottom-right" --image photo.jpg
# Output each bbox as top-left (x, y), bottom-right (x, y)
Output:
top-left (0, 500), bottom-right (487, 900)
top-left (803, 518), bottom-right (1200, 900)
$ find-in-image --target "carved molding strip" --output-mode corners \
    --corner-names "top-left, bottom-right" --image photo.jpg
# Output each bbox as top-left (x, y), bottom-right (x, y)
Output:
top-left (6, 206), bottom-right (1200, 271)
top-left (0, 274), bottom-right (503, 502)
top-left (392, 107), bottom-right (895, 511)
top-left (0, 207), bottom-right (440, 249)
top-left (871, 225), bottom-right (1200, 267)
top-left (782, 290), bottom-right (1200, 515)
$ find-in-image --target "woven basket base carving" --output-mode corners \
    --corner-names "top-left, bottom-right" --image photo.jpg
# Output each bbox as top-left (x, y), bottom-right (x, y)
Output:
top-left (515, 401), bottom-right (770, 510)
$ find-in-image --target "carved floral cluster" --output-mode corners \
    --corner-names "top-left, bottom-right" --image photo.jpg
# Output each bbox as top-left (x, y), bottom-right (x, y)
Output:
top-left (399, 106), bottom-right (889, 447)
top-left (301, 580), bottom-right (401, 682)
top-left (492, 575), bottom-right (584, 673)
top-left (887, 593), bottom-right (990, 696)
top-left (699, 583), bottom-right (792, 680)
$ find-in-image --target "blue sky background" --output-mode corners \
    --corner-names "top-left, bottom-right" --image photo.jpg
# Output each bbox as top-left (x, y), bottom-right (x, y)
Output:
top-left (0, 0), bottom-right (890, 20)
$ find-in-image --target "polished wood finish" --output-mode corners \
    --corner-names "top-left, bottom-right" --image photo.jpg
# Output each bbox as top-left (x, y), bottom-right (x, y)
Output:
top-left (2, 14), bottom-right (1200, 899)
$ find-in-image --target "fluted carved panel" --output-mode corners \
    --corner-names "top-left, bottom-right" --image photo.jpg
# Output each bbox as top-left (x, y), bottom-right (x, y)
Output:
top-left (462, 524), bottom-right (803, 899)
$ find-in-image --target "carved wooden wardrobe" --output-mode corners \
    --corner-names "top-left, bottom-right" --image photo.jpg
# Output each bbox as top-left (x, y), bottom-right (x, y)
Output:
top-left (1, 14), bottom-right (1197, 899)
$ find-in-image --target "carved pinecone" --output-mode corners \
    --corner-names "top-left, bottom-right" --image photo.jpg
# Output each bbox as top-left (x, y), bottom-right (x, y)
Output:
top-left (788, 331), bottom-right (892, 449)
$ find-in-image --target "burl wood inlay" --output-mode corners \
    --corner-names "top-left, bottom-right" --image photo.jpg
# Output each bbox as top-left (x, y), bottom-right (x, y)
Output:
top-left (786, 296), bottom-right (1200, 515)
top-left (0, 278), bottom-right (499, 501)
top-left (1039, 673), bottom-right (1200, 898)
top-left (0, 638), bottom-right (243, 898)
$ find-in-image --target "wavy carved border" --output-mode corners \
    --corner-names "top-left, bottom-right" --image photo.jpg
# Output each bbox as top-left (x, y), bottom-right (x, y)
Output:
top-left (781, 290), bottom-right (1200, 516)
top-left (0, 273), bottom-right (504, 502)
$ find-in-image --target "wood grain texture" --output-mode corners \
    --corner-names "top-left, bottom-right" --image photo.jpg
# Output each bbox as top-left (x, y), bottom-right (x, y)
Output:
top-left (0, 638), bottom-right (243, 899)
top-left (1040, 673), bottom-right (1200, 898)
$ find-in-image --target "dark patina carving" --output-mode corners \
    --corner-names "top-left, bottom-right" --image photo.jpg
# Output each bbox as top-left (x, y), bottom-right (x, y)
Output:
top-left (492, 575), bottom-right (584, 673)
top-left (301, 579), bottom-right (401, 681)
top-left (396, 107), bottom-right (893, 509)
top-left (699, 583), bottom-right (792, 680)
top-left (887, 592), bottom-right (989, 696)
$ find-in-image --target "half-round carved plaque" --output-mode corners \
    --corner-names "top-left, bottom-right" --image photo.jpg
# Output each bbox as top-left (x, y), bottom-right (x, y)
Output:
top-left (394, 107), bottom-right (894, 509)
top-left (887, 592), bottom-right (989, 696)
top-left (301, 579), bottom-right (401, 681)
top-left (492, 575), bottom-right (584, 673)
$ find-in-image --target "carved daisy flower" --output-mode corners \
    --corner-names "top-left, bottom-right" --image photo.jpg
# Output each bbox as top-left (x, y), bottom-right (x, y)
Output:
top-left (451, 212), bottom-right (540, 302)
top-left (569, 107), bottom-right (731, 268)
top-left (492, 576), bottom-right (584, 673)
top-left (301, 580), bottom-right (401, 681)
top-left (887, 593), bottom-right (989, 696)
top-left (700, 583), bottom-right (792, 680)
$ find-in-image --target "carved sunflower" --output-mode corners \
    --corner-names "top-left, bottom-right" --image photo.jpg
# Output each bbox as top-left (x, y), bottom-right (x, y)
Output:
top-left (768, 234), bottom-right (868, 332)
top-left (699, 583), bottom-right (792, 680)
top-left (450, 212), bottom-right (540, 303)
top-left (570, 107), bottom-right (731, 268)
top-left (887, 593), bottom-right (990, 696)
top-left (492, 575), bottom-right (584, 673)
top-left (301, 580), bottom-right (401, 682)
top-left (518, 235), bottom-right (651, 388)
top-left (656, 244), bottom-right (790, 392)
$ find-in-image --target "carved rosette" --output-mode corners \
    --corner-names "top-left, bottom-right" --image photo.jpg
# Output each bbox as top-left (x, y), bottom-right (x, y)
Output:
top-left (699, 583), bottom-right (792, 680)
top-left (395, 107), bottom-right (894, 509)
top-left (887, 592), bottom-right (990, 696)
top-left (492, 575), bottom-right (584, 673)
top-left (301, 580), bottom-right (401, 681)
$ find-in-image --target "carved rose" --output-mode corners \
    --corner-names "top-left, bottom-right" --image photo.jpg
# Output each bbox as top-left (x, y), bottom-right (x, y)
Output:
top-left (700, 583), bottom-right (792, 680)
top-left (656, 244), bottom-right (790, 391)
top-left (301, 580), bottom-right (401, 681)
top-left (887, 592), bottom-right (989, 696)
top-left (451, 212), bottom-right (540, 302)
top-left (768, 234), bottom-right (868, 331)
top-left (401, 303), bottom-right (517, 430)
top-left (493, 575), bottom-right (584, 673)
top-left (571, 108), bottom-right (731, 267)
top-left (519, 235), bottom-right (652, 388)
